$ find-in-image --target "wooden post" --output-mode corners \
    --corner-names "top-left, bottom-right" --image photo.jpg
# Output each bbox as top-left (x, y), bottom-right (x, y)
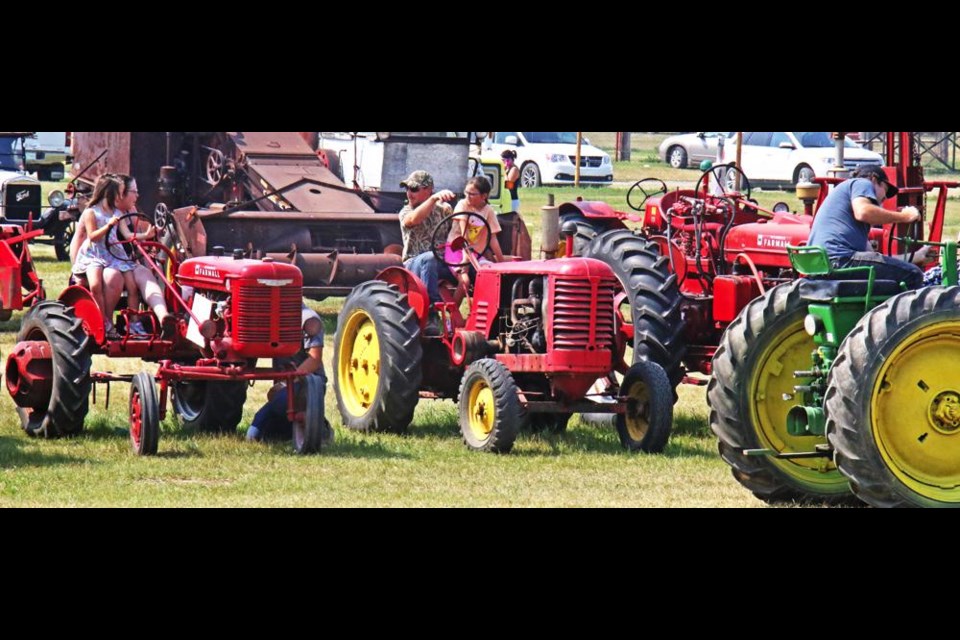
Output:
top-left (616, 132), bottom-right (632, 161)
top-left (575, 132), bottom-right (583, 188)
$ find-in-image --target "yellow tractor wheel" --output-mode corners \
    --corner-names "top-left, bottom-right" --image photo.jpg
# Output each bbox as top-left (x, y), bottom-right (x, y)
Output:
top-left (828, 286), bottom-right (960, 507)
top-left (333, 280), bottom-right (422, 434)
top-left (709, 281), bottom-right (855, 504)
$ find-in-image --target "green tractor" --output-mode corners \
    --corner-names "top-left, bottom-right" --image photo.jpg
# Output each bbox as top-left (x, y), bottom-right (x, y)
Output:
top-left (709, 240), bottom-right (960, 507)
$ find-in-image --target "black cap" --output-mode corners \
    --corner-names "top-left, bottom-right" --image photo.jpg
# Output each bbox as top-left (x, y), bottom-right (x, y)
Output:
top-left (855, 165), bottom-right (899, 200)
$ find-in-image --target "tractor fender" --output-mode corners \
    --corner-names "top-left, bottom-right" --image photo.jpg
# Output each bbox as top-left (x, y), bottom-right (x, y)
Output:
top-left (376, 266), bottom-right (430, 326)
top-left (59, 285), bottom-right (105, 344)
top-left (558, 200), bottom-right (638, 225)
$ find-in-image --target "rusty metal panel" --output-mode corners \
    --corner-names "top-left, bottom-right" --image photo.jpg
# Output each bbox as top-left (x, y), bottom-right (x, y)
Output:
top-left (226, 132), bottom-right (316, 159)
top-left (246, 164), bottom-right (375, 213)
top-left (72, 131), bottom-right (133, 179)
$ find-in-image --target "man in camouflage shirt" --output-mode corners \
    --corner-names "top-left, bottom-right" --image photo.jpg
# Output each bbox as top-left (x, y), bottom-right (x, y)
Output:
top-left (398, 171), bottom-right (456, 330)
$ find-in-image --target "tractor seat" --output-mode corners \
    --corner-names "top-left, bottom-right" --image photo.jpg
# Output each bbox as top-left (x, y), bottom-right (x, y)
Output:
top-left (798, 278), bottom-right (902, 302)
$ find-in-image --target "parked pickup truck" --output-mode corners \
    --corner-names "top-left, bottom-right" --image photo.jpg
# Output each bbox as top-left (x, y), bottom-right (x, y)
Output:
top-left (23, 132), bottom-right (72, 181)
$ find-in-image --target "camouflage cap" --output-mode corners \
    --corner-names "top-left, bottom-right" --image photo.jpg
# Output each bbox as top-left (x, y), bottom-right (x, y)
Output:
top-left (400, 170), bottom-right (434, 190)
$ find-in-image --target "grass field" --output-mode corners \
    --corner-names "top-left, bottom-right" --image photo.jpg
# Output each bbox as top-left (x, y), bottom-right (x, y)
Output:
top-left (1, 134), bottom-right (957, 508)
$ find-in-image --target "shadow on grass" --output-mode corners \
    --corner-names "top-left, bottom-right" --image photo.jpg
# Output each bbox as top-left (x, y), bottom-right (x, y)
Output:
top-left (400, 413), bottom-right (714, 459)
top-left (0, 436), bottom-right (83, 468)
top-left (301, 438), bottom-right (413, 460)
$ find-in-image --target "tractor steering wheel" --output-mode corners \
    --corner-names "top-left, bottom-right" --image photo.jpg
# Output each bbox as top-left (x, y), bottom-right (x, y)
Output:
top-left (626, 178), bottom-right (669, 212)
top-left (431, 211), bottom-right (494, 269)
top-left (888, 217), bottom-right (924, 265)
top-left (695, 162), bottom-right (752, 201)
top-left (105, 212), bottom-right (178, 267)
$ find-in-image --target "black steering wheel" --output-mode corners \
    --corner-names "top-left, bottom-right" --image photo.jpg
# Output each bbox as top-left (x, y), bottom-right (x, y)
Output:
top-left (889, 217), bottom-right (924, 265)
top-left (431, 211), bottom-right (493, 268)
top-left (695, 162), bottom-right (752, 201)
top-left (105, 212), bottom-right (172, 265)
top-left (626, 178), bottom-right (668, 212)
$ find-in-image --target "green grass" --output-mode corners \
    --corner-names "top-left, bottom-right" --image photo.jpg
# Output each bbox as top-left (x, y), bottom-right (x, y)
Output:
top-left (3, 153), bottom-right (958, 508)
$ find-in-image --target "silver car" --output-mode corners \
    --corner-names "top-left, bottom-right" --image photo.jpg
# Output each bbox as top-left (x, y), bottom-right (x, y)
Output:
top-left (658, 132), bottom-right (734, 169)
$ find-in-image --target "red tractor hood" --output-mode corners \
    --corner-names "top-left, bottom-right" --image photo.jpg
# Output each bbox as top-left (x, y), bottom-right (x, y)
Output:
top-left (178, 257), bottom-right (303, 293)
top-left (481, 257), bottom-right (617, 279)
top-left (723, 212), bottom-right (814, 269)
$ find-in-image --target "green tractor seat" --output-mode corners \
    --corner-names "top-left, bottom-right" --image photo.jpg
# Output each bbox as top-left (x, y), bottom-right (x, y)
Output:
top-left (787, 244), bottom-right (903, 307)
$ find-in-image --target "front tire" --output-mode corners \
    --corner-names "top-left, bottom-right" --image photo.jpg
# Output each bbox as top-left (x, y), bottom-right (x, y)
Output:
top-left (53, 220), bottom-right (75, 262)
top-left (458, 359), bottom-right (523, 453)
top-left (708, 281), bottom-right (853, 504)
top-left (10, 301), bottom-right (92, 437)
top-left (129, 372), bottom-right (159, 456)
top-left (520, 162), bottom-right (541, 188)
top-left (667, 146), bottom-right (688, 169)
top-left (827, 286), bottom-right (960, 507)
top-left (795, 163), bottom-right (815, 184)
top-left (292, 375), bottom-right (326, 454)
top-left (617, 360), bottom-right (673, 452)
top-left (334, 280), bottom-right (422, 433)
top-left (170, 380), bottom-right (247, 433)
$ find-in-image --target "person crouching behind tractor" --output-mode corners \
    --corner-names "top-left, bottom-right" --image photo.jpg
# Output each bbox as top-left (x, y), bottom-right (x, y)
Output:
top-left (245, 303), bottom-right (333, 446)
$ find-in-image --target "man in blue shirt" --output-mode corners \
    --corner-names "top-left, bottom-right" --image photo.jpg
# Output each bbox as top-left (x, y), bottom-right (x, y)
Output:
top-left (806, 165), bottom-right (924, 289)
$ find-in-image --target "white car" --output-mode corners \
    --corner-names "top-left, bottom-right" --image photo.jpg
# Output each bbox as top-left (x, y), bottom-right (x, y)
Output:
top-left (658, 132), bottom-right (734, 169)
top-left (722, 132), bottom-right (883, 187)
top-left (484, 132), bottom-right (613, 187)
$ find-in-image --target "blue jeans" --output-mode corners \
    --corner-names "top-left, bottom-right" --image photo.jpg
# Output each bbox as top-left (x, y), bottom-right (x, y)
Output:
top-left (248, 375), bottom-right (326, 442)
top-left (404, 251), bottom-right (441, 304)
top-left (833, 251), bottom-right (924, 290)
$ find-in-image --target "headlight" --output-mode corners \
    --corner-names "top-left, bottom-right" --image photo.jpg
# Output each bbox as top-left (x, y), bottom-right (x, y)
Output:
top-left (547, 153), bottom-right (568, 163)
top-left (48, 190), bottom-right (65, 207)
top-left (602, 156), bottom-right (611, 166)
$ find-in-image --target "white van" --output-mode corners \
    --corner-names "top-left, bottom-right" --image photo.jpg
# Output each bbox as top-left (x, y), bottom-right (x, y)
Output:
top-left (22, 132), bottom-right (72, 181)
top-left (483, 132), bottom-right (613, 187)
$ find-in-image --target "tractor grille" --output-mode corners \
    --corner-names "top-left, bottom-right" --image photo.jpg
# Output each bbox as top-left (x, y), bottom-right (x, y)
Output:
top-left (567, 156), bottom-right (603, 168)
top-left (2, 183), bottom-right (42, 223)
top-left (234, 284), bottom-right (303, 344)
top-left (551, 277), bottom-right (617, 350)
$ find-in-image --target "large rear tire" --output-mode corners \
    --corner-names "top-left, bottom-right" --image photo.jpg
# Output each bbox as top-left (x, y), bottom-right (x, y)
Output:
top-left (334, 280), bottom-right (422, 433)
top-left (11, 301), bottom-right (91, 437)
top-left (827, 286), bottom-right (960, 508)
top-left (581, 229), bottom-right (686, 395)
top-left (170, 380), bottom-right (247, 433)
top-left (708, 281), bottom-right (854, 504)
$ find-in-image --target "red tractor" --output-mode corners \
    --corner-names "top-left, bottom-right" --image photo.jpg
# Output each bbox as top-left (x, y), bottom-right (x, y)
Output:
top-left (332, 212), bottom-right (673, 453)
top-left (4, 210), bottom-right (327, 455)
top-left (0, 220), bottom-right (45, 389)
top-left (558, 166), bottom-right (806, 394)
top-left (0, 222), bottom-right (44, 322)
